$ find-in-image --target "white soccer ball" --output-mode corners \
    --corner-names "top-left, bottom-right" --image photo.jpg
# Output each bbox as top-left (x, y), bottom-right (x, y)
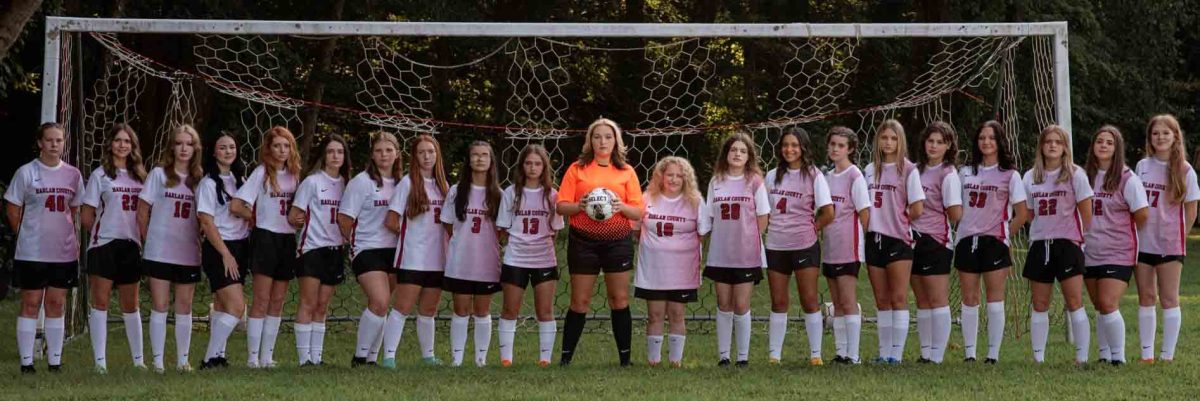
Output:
top-left (582, 187), bottom-right (617, 221)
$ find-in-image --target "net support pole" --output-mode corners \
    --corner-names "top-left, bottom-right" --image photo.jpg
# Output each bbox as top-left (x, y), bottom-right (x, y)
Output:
top-left (40, 19), bottom-right (63, 124)
top-left (1052, 23), bottom-right (1072, 137)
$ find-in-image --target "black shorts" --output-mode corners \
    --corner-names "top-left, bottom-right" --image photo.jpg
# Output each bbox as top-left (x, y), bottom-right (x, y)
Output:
top-left (352, 248), bottom-right (397, 276)
top-left (297, 246), bottom-right (347, 286)
top-left (1022, 240), bottom-right (1085, 283)
top-left (86, 239), bottom-right (142, 285)
top-left (567, 231), bottom-right (634, 275)
top-left (864, 232), bottom-right (913, 267)
top-left (635, 287), bottom-right (699, 303)
top-left (765, 243), bottom-right (821, 274)
top-left (1084, 264), bottom-right (1135, 282)
top-left (202, 239), bottom-right (251, 292)
top-left (250, 228), bottom-right (298, 281)
top-left (911, 232), bottom-right (952, 276)
top-left (703, 266), bottom-right (762, 285)
top-left (499, 264), bottom-right (559, 289)
top-left (442, 276), bottom-right (501, 295)
top-left (142, 259), bottom-right (202, 284)
top-left (1137, 253), bottom-right (1185, 266)
top-left (396, 269), bottom-right (444, 288)
top-left (822, 262), bottom-right (861, 278)
top-left (13, 260), bottom-right (78, 290)
top-left (954, 235), bottom-right (1012, 274)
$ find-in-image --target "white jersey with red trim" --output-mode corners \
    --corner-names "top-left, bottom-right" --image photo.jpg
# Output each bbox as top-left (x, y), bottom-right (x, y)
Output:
top-left (234, 165), bottom-right (297, 234)
top-left (339, 172), bottom-right (397, 258)
top-left (910, 164), bottom-right (962, 247)
top-left (4, 159), bottom-right (85, 263)
top-left (635, 194), bottom-right (709, 290)
top-left (1135, 158), bottom-right (1200, 256)
top-left (705, 175), bottom-right (771, 269)
top-left (764, 166), bottom-right (833, 250)
top-left (496, 185), bottom-right (564, 269)
top-left (1023, 165), bottom-right (1093, 244)
top-left (956, 164), bottom-right (1026, 245)
top-left (139, 167), bottom-right (200, 266)
top-left (387, 176), bottom-right (447, 271)
top-left (292, 171), bottom-right (345, 254)
top-left (196, 174), bottom-right (251, 241)
top-left (441, 184), bottom-right (500, 283)
top-left (1085, 168), bottom-right (1148, 267)
top-left (82, 167), bottom-right (143, 249)
top-left (821, 165), bottom-right (870, 265)
top-left (863, 161), bottom-right (925, 245)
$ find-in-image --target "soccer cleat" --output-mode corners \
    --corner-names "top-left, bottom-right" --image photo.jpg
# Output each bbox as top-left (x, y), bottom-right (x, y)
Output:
top-left (1160, 358), bottom-right (1174, 364)
top-left (20, 364), bottom-right (35, 374)
top-left (215, 357), bottom-right (230, 368)
top-left (886, 358), bottom-right (900, 365)
top-left (717, 358), bottom-right (731, 367)
top-left (133, 363), bottom-right (148, 371)
top-left (1097, 358), bottom-right (1109, 364)
top-left (619, 360), bottom-right (633, 368)
top-left (380, 358), bottom-right (397, 369)
top-left (647, 360), bottom-right (660, 367)
top-left (768, 358), bottom-right (781, 366)
top-left (422, 356), bottom-right (444, 366)
top-left (199, 360), bottom-right (213, 370)
top-left (538, 360), bottom-right (550, 368)
top-left (260, 361), bottom-right (278, 369)
top-left (177, 363), bottom-right (193, 373)
top-left (809, 357), bottom-right (824, 366)
top-left (366, 361), bottom-right (377, 366)
top-left (1110, 360), bottom-right (1124, 366)
top-left (670, 361), bottom-right (682, 368)
top-left (735, 360), bottom-right (749, 368)
top-left (301, 361), bottom-right (317, 367)
top-left (47, 364), bottom-right (62, 373)
top-left (95, 365), bottom-right (108, 375)
top-left (1139, 358), bottom-right (1155, 365)
top-left (351, 357), bottom-right (368, 367)
top-left (964, 357), bottom-right (977, 363)
top-left (916, 357), bottom-right (932, 364)
top-left (832, 355), bottom-right (849, 364)
top-left (246, 360), bottom-right (259, 369)
top-left (984, 358), bottom-right (997, 365)
top-left (152, 365), bottom-right (165, 374)
top-left (872, 357), bottom-right (889, 365)
top-left (501, 359), bottom-right (512, 367)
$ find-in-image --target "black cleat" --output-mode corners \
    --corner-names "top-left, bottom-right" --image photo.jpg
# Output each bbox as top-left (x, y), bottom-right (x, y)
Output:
top-left (1110, 360), bottom-right (1124, 366)
top-left (559, 359), bottom-right (572, 367)
top-left (1097, 358), bottom-right (1109, 364)
top-left (964, 357), bottom-right (977, 363)
top-left (832, 355), bottom-right (850, 364)
top-left (20, 364), bottom-right (35, 374)
top-left (351, 357), bottom-right (368, 367)
top-left (735, 360), bottom-right (749, 368)
top-left (199, 360), bottom-right (213, 370)
top-left (917, 357), bottom-right (932, 364)
top-left (717, 358), bottom-right (731, 367)
top-left (215, 357), bottom-right (230, 368)
top-left (984, 358), bottom-right (997, 364)
top-left (47, 364), bottom-right (62, 372)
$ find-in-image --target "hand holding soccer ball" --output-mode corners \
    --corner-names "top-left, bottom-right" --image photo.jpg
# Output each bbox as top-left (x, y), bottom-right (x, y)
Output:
top-left (582, 187), bottom-right (618, 221)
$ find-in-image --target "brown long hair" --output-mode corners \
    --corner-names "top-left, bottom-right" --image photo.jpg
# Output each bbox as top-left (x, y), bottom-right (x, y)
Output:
top-left (774, 126), bottom-right (816, 184)
top-left (103, 123), bottom-right (147, 182)
top-left (1145, 114), bottom-right (1188, 203)
top-left (968, 120), bottom-right (1017, 173)
top-left (916, 121), bottom-right (959, 173)
top-left (827, 126), bottom-right (860, 165)
top-left (159, 124), bottom-right (204, 189)
top-left (510, 144), bottom-right (556, 214)
top-left (305, 134), bottom-right (352, 182)
top-left (1085, 125), bottom-right (1127, 193)
top-left (453, 141), bottom-right (502, 222)
top-left (871, 119), bottom-right (910, 183)
top-left (404, 134), bottom-right (449, 217)
top-left (1031, 125), bottom-right (1075, 185)
top-left (367, 131), bottom-right (403, 188)
top-left (577, 118), bottom-right (629, 169)
top-left (258, 126), bottom-right (302, 192)
top-left (713, 131), bottom-right (764, 182)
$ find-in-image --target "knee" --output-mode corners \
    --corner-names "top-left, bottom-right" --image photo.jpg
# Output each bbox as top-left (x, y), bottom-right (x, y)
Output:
top-left (799, 294), bottom-right (820, 313)
top-left (770, 297), bottom-right (789, 314)
top-left (501, 304), bottom-right (521, 320)
top-left (1138, 289), bottom-right (1158, 305)
top-left (91, 299), bottom-right (109, 311)
top-left (1160, 295), bottom-right (1180, 309)
top-left (608, 294), bottom-right (628, 310)
top-left (417, 303), bottom-right (439, 317)
top-left (570, 297), bottom-right (591, 313)
top-left (1031, 300), bottom-right (1051, 312)
top-left (734, 299), bottom-right (751, 315)
top-left (20, 302), bottom-right (41, 317)
top-left (367, 299), bottom-right (389, 317)
top-left (960, 292), bottom-right (980, 307)
top-left (647, 309), bottom-right (665, 324)
top-left (535, 310), bottom-right (555, 322)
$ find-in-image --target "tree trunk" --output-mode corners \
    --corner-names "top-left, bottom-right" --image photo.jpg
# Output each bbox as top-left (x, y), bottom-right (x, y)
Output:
top-left (299, 0), bottom-right (346, 154)
top-left (0, 0), bottom-right (43, 61)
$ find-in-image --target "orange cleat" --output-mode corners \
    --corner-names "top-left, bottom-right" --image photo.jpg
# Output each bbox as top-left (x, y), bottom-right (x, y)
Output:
top-left (501, 359), bottom-right (512, 367)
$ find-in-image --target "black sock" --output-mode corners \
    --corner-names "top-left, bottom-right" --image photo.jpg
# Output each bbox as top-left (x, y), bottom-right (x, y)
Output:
top-left (561, 310), bottom-right (586, 363)
top-left (612, 307), bottom-right (632, 365)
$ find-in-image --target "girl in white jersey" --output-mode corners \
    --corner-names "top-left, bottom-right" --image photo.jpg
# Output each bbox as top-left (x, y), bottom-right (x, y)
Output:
top-left (764, 127), bottom-right (833, 366)
top-left (381, 134), bottom-right (451, 367)
top-left (1083, 126), bottom-right (1149, 366)
top-left (231, 126), bottom-right (302, 368)
top-left (341, 132), bottom-right (403, 367)
top-left (197, 132), bottom-right (251, 370)
top-left (910, 122), bottom-right (962, 364)
top-left (955, 120), bottom-right (1028, 363)
top-left (636, 157), bottom-right (709, 367)
top-left (1022, 125), bottom-right (1094, 364)
top-left (704, 132), bottom-right (771, 367)
top-left (137, 124), bottom-right (204, 372)
top-left (496, 144), bottom-right (564, 367)
top-left (1135, 114), bottom-right (1199, 363)
top-left (82, 124), bottom-right (148, 373)
top-left (6, 123), bottom-right (85, 374)
top-left (863, 119), bottom-right (925, 364)
top-left (288, 134), bottom-right (351, 366)
top-left (441, 141), bottom-right (504, 367)
top-left (822, 126), bottom-right (870, 364)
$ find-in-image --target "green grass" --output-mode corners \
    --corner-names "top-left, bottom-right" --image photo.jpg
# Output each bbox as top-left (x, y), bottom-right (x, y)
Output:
top-left (2, 238), bottom-right (1200, 400)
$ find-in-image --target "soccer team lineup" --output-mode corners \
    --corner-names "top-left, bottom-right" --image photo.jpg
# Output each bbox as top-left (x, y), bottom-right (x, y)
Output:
top-left (7, 113), bottom-right (1197, 375)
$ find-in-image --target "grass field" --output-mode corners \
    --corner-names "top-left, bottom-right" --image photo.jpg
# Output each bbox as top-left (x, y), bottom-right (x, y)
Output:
top-left (2, 238), bottom-right (1200, 400)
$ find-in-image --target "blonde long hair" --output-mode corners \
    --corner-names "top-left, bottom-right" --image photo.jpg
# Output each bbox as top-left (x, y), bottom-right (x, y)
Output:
top-left (577, 118), bottom-right (629, 169)
top-left (645, 156), bottom-right (702, 209)
top-left (871, 119), bottom-right (910, 183)
top-left (1031, 125), bottom-right (1075, 185)
top-left (159, 124), bottom-right (204, 189)
top-left (1145, 114), bottom-right (1188, 203)
top-left (258, 126), bottom-right (302, 192)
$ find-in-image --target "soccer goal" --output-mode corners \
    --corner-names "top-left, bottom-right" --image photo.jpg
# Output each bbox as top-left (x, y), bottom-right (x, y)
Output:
top-left (39, 17), bottom-right (1071, 337)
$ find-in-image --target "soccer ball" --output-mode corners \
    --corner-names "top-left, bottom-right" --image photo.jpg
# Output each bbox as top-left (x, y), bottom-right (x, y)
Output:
top-left (582, 187), bottom-right (617, 221)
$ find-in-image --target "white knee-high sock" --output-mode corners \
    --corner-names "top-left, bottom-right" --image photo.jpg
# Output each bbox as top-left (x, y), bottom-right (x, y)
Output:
top-left (206, 312), bottom-right (239, 361)
top-left (891, 310), bottom-right (910, 361)
top-left (311, 322), bottom-right (327, 364)
top-left (174, 313), bottom-right (192, 367)
top-left (1101, 311), bottom-right (1126, 363)
top-left (260, 315), bottom-right (282, 366)
top-left (123, 311), bottom-right (145, 366)
top-left (734, 312), bottom-right (752, 362)
top-left (449, 314), bottom-right (469, 366)
top-left (1031, 311), bottom-right (1050, 363)
top-left (917, 309), bottom-right (932, 360)
top-left (768, 312), bottom-right (787, 361)
top-left (716, 310), bottom-right (733, 360)
top-left (1069, 308), bottom-right (1090, 363)
top-left (45, 317), bottom-right (65, 366)
top-left (295, 323), bottom-right (312, 365)
top-left (89, 308), bottom-right (108, 368)
top-left (668, 334), bottom-right (686, 364)
top-left (17, 317), bottom-right (37, 366)
top-left (804, 311), bottom-right (823, 359)
top-left (846, 314), bottom-right (862, 363)
top-left (149, 310), bottom-right (168, 369)
top-left (498, 318), bottom-right (517, 363)
top-left (961, 304), bottom-right (980, 359)
top-left (647, 335), bottom-right (664, 364)
top-left (834, 315), bottom-right (847, 357)
top-left (931, 306), bottom-right (952, 363)
top-left (355, 309), bottom-right (385, 359)
top-left (1095, 311), bottom-right (1110, 361)
top-left (418, 315), bottom-right (437, 359)
top-left (1161, 307), bottom-right (1181, 360)
top-left (382, 309), bottom-right (408, 360)
top-left (369, 323), bottom-right (385, 362)
top-left (876, 310), bottom-right (893, 359)
top-left (985, 302), bottom-right (1005, 360)
top-left (473, 315), bottom-right (492, 367)
top-left (1138, 305), bottom-right (1156, 360)
top-left (538, 320), bottom-right (556, 364)
top-left (246, 317), bottom-right (264, 366)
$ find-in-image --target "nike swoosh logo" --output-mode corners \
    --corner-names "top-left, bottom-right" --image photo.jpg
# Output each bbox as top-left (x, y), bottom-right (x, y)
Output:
top-left (454, 349), bottom-right (463, 353)
top-left (889, 251), bottom-right (899, 256)
top-left (994, 259), bottom-right (1004, 265)
top-left (743, 273), bottom-right (753, 278)
top-left (922, 266), bottom-right (932, 271)
top-left (1064, 268), bottom-right (1073, 272)
top-left (321, 189), bottom-right (328, 192)
top-left (1106, 270), bottom-right (1116, 274)
top-left (797, 258), bottom-right (808, 265)
top-left (542, 270), bottom-right (553, 277)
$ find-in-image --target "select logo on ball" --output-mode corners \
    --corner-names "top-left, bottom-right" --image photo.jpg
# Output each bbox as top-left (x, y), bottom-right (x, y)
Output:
top-left (582, 187), bottom-right (617, 221)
